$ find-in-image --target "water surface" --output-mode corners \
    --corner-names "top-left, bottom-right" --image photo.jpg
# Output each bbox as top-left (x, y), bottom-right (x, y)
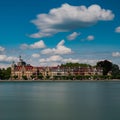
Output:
top-left (0, 81), bottom-right (120, 120)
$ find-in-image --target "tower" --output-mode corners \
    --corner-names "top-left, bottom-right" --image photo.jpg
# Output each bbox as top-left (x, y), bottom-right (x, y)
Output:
top-left (19, 55), bottom-right (22, 62)
top-left (11, 61), bottom-right (16, 79)
top-left (11, 61), bottom-right (16, 71)
top-left (17, 56), bottom-right (26, 66)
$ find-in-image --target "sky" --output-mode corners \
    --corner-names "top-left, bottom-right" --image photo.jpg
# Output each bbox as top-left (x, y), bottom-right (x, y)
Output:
top-left (0, 0), bottom-right (120, 68)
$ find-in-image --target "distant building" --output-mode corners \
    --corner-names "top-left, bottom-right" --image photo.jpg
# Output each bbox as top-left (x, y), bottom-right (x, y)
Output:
top-left (11, 56), bottom-right (102, 80)
top-left (11, 56), bottom-right (33, 80)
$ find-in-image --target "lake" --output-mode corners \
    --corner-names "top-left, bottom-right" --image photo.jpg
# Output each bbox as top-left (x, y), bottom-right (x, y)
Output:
top-left (0, 81), bottom-right (120, 120)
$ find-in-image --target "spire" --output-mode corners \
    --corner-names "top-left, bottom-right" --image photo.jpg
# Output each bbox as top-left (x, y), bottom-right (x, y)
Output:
top-left (19, 55), bottom-right (21, 59)
top-left (19, 55), bottom-right (22, 61)
top-left (11, 61), bottom-right (16, 68)
top-left (18, 55), bottom-right (26, 66)
top-left (12, 61), bottom-right (15, 64)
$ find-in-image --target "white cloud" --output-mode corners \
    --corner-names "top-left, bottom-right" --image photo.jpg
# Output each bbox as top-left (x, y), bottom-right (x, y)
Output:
top-left (20, 40), bottom-right (46, 49)
top-left (87, 35), bottom-right (94, 41)
top-left (41, 48), bottom-right (53, 54)
top-left (32, 53), bottom-right (40, 58)
top-left (112, 52), bottom-right (120, 57)
top-left (80, 35), bottom-right (95, 42)
top-left (39, 55), bottom-right (62, 63)
top-left (79, 59), bottom-right (98, 65)
top-left (0, 46), bottom-right (5, 52)
top-left (30, 4), bottom-right (114, 38)
top-left (30, 40), bottom-right (46, 49)
top-left (39, 54), bottom-right (98, 66)
top-left (0, 55), bottom-right (18, 68)
top-left (62, 58), bottom-right (80, 63)
top-left (0, 55), bottom-right (18, 62)
top-left (39, 55), bottom-right (79, 64)
top-left (62, 58), bottom-right (97, 65)
top-left (57, 40), bottom-right (64, 47)
top-left (39, 58), bottom-right (46, 63)
top-left (41, 40), bottom-right (72, 55)
top-left (115, 26), bottom-right (120, 33)
top-left (48, 55), bottom-right (63, 62)
top-left (0, 63), bottom-right (10, 68)
top-left (55, 45), bottom-right (72, 54)
top-left (20, 44), bottom-right (29, 50)
top-left (67, 32), bottom-right (80, 40)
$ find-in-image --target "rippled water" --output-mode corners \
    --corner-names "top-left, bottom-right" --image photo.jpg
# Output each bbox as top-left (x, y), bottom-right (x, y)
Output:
top-left (0, 81), bottom-right (120, 120)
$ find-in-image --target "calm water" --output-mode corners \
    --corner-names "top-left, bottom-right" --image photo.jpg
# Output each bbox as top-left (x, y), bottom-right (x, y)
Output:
top-left (0, 81), bottom-right (120, 120)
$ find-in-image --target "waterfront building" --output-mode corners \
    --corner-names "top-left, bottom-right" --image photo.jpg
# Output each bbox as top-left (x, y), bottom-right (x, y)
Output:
top-left (11, 57), bottom-right (102, 80)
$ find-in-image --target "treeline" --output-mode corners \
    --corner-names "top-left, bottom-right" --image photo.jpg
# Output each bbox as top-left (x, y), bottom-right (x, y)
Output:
top-left (61, 60), bottom-right (120, 79)
top-left (61, 62), bottom-right (91, 67)
top-left (0, 67), bottom-right (11, 80)
top-left (96, 60), bottom-right (120, 79)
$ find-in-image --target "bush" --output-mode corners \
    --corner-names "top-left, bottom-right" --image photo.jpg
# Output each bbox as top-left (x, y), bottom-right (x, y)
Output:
top-left (22, 75), bottom-right (28, 80)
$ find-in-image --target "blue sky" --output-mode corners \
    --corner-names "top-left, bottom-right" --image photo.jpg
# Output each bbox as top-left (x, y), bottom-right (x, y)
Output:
top-left (0, 0), bottom-right (120, 67)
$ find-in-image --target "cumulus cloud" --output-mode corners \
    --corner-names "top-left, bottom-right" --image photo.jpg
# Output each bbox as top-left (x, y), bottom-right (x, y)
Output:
top-left (30, 3), bottom-right (114, 38)
top-left (67, 32), bottom-right (80, 40)
top-left (81, 35), bottom-right (95, 42)
top-left (39, 55), bottom-right (98, 66)
top-left (79, 59), bottom-right (98, 65)
top-left (20, 40), bottom-right (46, 49)
top-left (0, 46), bottom-right (5, 52)
top-left (62, 58), bottom-right (80, 63)
top-left (41, 40), bottom-right (72, 55)
top-left (20, 44), bottom-right (29, 50)
top-left (0, 63), bottom-right (10, 68)
top-left (112, 52), bottom-right (120, 57)
top-left (0, 55), bottom-right (18, 63)
top-left (87, 35), bottom-right (94, 41)
top-left (62, 58), bottom-right (97, 65)
top-left (30, 40), bottom-right (46, 49)
top-left (32, 53), bottom-right (40, 58)
top-left (39, 55), bottom-right (63, 63)
top-left (48, 55), bottom-right (63, 62)
top-left (39, 55), bottom-right (79, 64)
top-left (115, 26), bottom-right (120, 33)
top-left (0, 55), bottom-right (18, 68)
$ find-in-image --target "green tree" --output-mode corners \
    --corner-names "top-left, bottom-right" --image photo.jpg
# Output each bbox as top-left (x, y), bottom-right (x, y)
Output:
top-left (97, 60), bottom-right (112, 75)
top-left (76, 75), bottom-right (83, 80)
top-left (0, 69), bottom-right (2, 79)
top-left (5, 67), bottom-right (11, 79)
top-left (13, 75), bottom-right (18, 80)
top-left (38, 75), bottom-right (43, 79)
top-left (46, 75), bottom-right (50, 79)
top-left (22, 75), bottom-right (28, 80)
top-left (61, 62), bottom-right (91, 68)
top-left (111, 64), bottom-right (120, 78)
top-left (0, 67), bottom-right (11, 80)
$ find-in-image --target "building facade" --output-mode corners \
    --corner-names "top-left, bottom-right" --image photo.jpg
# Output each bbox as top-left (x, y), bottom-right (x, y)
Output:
top-left (11, 56), bottom-right (103, 80)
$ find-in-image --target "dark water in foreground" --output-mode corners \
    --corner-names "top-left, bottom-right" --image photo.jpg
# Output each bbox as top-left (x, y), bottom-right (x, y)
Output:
top-left (0, 81), bottom-right (120, 120)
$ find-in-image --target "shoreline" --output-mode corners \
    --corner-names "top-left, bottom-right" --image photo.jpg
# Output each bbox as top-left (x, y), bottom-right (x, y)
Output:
top-left (0, 79), bottom-right (120, 82)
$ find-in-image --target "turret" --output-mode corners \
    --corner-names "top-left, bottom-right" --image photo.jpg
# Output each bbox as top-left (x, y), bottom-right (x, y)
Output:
top-left (17, 56), bottom-right (26, 66)
top-left (11, 61), bottom-right (16, 70)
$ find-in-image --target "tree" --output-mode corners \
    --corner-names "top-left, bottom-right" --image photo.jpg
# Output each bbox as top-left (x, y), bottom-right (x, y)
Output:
top-left (0, 69), bottom-right (2, 79)
top-left (13, 75), bottom-right (18, 80)
top-left (61, 62), bottom-right (91, 68)
top-left (97, 60), bottom-right (112, 75)
top-left (0, 67), bottom-right (11, 80)
top-left (22, 75), bottom-right (28, 80)
top-left (4, 67), bottom-right (11, 79)
top-left (46, 75), bottom-right (50, 79)
top-left (38, 75), bottom-right (43, 79)
top-left (111, 64), bottom-right (120, 78)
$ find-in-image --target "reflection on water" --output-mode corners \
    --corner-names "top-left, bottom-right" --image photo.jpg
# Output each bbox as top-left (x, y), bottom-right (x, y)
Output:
top-left (0, 81), bottom-right (120, 120)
